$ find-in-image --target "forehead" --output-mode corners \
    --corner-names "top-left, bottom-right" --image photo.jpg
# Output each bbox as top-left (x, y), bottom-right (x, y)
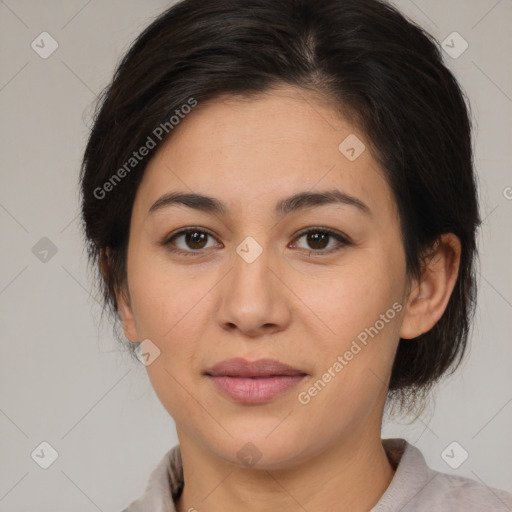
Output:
top-left (135, 86), bottom-right (397, 224)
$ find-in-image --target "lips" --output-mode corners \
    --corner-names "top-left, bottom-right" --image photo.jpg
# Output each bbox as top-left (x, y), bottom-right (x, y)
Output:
top-left (204, 358), bottom-right (307, 404)
top-left (204, 358), bottom-right (306, 378)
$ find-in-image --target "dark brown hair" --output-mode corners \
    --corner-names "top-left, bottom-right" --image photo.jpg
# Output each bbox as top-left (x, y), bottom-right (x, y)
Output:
top-left (80, 0), bottom-right (481, 412)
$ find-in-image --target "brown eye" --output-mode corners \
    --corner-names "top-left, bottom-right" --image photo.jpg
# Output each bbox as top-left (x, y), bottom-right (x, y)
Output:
top-left (182, 230), bottom-right (208, 250)
top-left (292, 228), bottom-right (350, 254)
top-left (305, 232), bottom-right (330, 250)
top-left (164, 228), bottom-right (221, 255)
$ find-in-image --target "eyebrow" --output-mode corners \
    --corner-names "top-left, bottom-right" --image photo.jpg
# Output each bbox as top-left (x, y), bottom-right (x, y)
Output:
top-left (147, 189), bottom-right (371, 217)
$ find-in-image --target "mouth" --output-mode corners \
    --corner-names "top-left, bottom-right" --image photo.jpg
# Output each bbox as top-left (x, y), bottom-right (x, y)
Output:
top-left (204, 358), bottom-right (307, 404)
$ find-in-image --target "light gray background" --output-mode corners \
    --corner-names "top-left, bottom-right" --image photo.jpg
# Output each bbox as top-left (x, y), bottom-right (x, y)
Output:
top-left (0, 1), bottom-right (511, 510)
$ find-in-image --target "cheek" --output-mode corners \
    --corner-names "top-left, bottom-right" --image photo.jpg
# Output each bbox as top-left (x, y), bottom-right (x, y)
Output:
top-left (296, 299), bottom-right (402, 442)
top-left (299, 251), bottom-right (404, 344)
top-left (125, 259), bottom-right (215, 415)
top-left (294, 247), bottom-right (405, 409)
top-left (126, 250), bottom-right (212, 413)
top-left (127, 243), bottom-right (208, 339)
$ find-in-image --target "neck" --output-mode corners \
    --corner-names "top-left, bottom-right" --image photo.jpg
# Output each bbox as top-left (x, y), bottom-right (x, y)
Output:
top-left (175, 425), bottom-right (395, 512)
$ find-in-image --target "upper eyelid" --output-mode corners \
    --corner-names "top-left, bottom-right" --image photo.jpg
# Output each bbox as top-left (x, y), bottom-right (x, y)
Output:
top-left (164, 227), bottom-right (220, 244)
top-left (293, 226), bottom-right (349, 241)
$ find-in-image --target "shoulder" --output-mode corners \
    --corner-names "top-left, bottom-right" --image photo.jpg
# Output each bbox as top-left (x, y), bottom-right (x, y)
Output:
top-left (372, 439), bottom-right (512, 512)
top-left (421, 471), bottom-right (512, 510)
top-left (121, 445), bottom-right (183, 512)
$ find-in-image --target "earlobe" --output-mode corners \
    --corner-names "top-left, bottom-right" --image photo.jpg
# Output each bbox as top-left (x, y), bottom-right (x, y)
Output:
top-left (399, 233), bottom-right (461, 340)
top-left (116, 285), bottom-right (140, 342)
top-left (99, 248), bottom-right (139, 342)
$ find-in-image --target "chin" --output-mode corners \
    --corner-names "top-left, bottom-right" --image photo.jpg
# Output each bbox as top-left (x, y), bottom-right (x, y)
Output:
top-left (207, 428), bottom-right (311, 471)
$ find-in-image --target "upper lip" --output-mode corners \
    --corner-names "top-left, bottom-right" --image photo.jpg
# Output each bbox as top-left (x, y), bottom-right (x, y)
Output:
top-left (204, 358), bottom-right (307, 377)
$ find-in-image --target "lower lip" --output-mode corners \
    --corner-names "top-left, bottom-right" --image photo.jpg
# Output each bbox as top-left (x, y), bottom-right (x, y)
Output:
top-left (207, 375), bottom-right (306, 404)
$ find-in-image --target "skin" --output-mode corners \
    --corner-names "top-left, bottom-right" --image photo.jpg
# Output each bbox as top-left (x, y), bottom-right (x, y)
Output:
top-left (112, 85), bottom-right (461, 511)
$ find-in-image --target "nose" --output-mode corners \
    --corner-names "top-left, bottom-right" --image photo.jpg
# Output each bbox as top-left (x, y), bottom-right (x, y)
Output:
top-left (217, 242), bottom-right (292, 337)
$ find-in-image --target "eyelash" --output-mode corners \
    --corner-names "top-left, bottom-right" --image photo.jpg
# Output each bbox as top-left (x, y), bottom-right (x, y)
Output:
top-left (161, 226), bottom-right (351, 257)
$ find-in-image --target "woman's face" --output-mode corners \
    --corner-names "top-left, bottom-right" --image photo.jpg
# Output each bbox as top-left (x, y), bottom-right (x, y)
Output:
top-left (118, 86), bottom-right (412, 468)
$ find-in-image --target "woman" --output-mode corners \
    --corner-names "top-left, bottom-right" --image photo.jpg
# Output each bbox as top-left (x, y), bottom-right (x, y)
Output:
top-left (80, 0), bottom-right (512, 510)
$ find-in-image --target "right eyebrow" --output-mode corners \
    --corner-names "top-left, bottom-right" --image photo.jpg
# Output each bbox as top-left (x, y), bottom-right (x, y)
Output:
top-left (148, 191), bottom-right (228, 216)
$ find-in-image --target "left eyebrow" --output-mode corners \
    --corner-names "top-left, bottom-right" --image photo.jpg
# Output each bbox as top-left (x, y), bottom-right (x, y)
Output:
top-left (147, 189), bottom-right (372, 217)
top-left (275, 189), bottom-right (371, 217)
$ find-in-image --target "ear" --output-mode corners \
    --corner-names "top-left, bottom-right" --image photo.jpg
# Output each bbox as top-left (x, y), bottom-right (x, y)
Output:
top-left (399, 233), bottom-right (461, 339)
top-left (99, 248), bottom-right (139, 342)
